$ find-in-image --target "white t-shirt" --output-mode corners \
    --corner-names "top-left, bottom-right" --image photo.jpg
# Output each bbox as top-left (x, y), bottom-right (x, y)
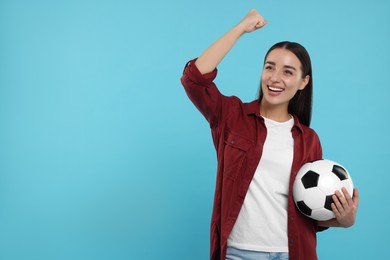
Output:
top-left (227, 116), bottom-right (294, 252)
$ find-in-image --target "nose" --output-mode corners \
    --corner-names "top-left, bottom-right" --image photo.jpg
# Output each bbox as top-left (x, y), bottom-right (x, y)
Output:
top-left (270, 69), bottom-right (282, 82)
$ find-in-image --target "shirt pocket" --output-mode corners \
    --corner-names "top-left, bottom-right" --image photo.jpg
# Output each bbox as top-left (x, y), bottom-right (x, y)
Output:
top-left (223, 131), bottom-right (253, 181)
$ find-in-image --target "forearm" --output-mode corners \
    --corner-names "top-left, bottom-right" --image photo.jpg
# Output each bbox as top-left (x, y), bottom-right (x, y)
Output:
top-left (318, 218), bottom-right (343, 228)
top-left (195, 24), bottom-right (245, 75)
top-left (195, 9), bottom-right (267, 75)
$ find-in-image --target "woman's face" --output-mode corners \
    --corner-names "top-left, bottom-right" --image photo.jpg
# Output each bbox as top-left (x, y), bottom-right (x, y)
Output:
top-left (261, 48), bottom-right (309, 109)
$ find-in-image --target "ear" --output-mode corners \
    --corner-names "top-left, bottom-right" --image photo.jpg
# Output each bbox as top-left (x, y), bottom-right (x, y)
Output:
top-left (299, 75), bottom-right (310, 90)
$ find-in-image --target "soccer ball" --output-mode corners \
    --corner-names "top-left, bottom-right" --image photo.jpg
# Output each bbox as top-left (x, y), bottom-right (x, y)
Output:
top-left (292, 159), bottom-right (354, 221)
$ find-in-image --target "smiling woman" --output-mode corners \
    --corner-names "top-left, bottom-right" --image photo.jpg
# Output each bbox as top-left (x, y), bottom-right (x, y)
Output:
top-left (259, 42), bottom-right (312, 126)
top-left (181, 8), bottom-right (358, 260)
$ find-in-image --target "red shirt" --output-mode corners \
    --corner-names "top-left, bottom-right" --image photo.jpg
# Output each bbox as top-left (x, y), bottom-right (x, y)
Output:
top-left (181, 59), bottom-right (327, 260)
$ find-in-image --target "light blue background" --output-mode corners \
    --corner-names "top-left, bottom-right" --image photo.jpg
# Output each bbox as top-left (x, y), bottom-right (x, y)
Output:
top-left (0, 0), bottom-right (389, 259)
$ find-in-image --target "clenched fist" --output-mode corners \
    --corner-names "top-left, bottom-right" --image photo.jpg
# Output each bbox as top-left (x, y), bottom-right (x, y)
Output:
top-left (238, 9), bottom-right (267, 33)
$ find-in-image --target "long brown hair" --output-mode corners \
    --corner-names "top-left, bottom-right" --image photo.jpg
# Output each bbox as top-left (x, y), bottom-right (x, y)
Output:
top-left (258, 41), bottom-right (313, 126)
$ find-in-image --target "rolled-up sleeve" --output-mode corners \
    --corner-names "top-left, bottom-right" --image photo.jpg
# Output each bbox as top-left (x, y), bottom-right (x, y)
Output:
top-left (181, 58), bottom-right (222, 128)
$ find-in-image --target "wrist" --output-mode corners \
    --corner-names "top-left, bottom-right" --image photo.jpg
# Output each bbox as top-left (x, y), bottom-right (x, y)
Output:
top-left (232, 23), bottom-right (247, 37)
top-left (318, 218), bottom-right (342, 228)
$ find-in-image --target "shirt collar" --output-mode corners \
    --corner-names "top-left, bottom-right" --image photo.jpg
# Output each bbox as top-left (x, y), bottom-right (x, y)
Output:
top-left (244, 99), bottom-right (304, 133)
top-left (245, 100), bottom-right (262, 117)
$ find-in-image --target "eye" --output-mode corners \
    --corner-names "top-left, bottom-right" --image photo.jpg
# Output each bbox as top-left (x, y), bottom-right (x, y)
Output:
top-left (284, 70), bottom-right (293, 76)
top-left (264, 65), bottom-right (274, 71)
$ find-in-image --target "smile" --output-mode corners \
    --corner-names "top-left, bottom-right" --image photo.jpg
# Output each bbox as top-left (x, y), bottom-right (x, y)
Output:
top-left (268, 85), bottom-right (284, 92)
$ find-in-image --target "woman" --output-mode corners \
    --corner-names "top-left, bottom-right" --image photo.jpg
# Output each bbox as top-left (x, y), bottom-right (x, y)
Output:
top-left (181, 9), bottom-right (358, 260)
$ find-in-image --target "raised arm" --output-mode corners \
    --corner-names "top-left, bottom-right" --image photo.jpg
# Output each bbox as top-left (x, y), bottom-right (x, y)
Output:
top-left (195, 9), bottom-right (267, 75)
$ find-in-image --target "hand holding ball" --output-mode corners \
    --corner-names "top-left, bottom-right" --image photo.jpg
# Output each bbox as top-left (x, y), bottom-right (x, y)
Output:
top-left (293, 159), bottom-right (354, 221)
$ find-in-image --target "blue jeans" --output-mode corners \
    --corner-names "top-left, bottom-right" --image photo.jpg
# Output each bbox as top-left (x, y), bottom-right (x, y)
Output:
top-left (226, 247), bottom-right (289, 260)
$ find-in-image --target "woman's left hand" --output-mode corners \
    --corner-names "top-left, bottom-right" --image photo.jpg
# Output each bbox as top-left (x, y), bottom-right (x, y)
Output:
top-left (332, 187), bottom-right (359, 228)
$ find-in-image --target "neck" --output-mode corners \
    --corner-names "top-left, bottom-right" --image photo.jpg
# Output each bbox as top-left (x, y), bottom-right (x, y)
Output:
top-left (259, 100), bottom-right (291, 122)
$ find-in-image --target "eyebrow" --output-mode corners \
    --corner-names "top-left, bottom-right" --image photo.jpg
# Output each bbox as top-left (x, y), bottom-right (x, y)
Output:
top-left (265, 61), bottom-right (297, 71)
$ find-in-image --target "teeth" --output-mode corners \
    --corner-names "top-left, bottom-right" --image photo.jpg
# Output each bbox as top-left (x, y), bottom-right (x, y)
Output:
top-left (269, 86), bottom-right (283, 92)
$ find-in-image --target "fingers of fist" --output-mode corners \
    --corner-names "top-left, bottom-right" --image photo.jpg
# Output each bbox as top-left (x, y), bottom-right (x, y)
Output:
top-left (243, 9), bottom-right (267, 32)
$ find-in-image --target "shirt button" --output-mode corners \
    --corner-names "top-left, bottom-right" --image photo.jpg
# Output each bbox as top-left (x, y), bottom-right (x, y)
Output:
top-left (290, 240), bottom-right (295, 244)
top-left (230, 140), bottom-right (235, 145)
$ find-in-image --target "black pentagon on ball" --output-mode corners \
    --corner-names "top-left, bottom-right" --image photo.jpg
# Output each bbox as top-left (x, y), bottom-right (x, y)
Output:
top-left (301, 170), bottom-right (319, 189)
top-left (297, 201), bottom-right (312, 216)
top-left (324, 195), bottom-right (334, 211)
top-left (332, 165), bottom-right (349, 180)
